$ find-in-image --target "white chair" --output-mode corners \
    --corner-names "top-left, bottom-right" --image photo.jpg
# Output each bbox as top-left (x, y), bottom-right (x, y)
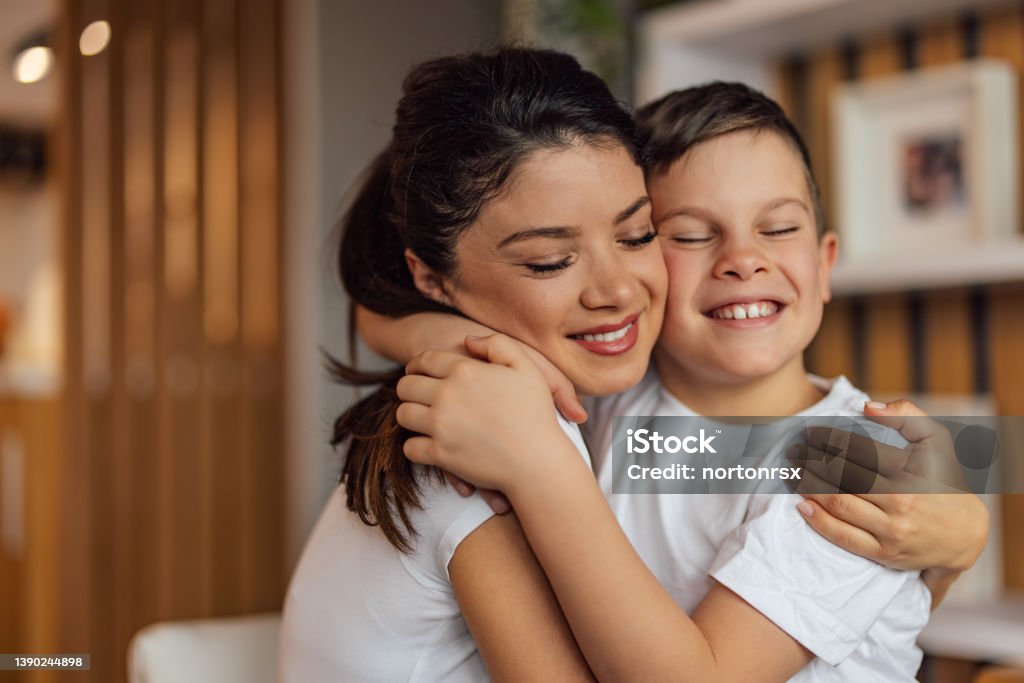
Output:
top-left (127, 612), bottom-right (280, 683)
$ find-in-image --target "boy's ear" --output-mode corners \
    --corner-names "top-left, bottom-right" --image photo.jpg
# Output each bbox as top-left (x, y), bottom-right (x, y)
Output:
top-left (404, 248), bottom-right (451, 305)
top-left (818, 231), bottom-right (839, 303)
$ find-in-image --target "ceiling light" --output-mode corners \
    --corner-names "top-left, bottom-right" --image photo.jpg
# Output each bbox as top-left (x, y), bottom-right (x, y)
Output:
top-left (13, 46), bottom-right (53, 84)
top-left (79, 20), bottom-right (111, 56)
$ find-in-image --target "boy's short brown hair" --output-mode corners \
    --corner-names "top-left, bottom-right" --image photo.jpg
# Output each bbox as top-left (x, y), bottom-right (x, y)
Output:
top-left (636, 82), bottom-right (825, 235)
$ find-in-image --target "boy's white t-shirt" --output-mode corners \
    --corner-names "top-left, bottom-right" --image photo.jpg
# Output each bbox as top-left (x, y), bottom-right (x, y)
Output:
top-left (585, 369), bottom-right (932, 682)
top-left (279, 414), bottom-right (590, 682)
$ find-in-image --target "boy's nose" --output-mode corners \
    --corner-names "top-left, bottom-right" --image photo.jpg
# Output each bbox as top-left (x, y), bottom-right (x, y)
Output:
top-left (713, 245), bottom-right (769, 281)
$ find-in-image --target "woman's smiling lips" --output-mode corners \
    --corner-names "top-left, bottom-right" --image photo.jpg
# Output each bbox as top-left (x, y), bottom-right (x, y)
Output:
top-left (568, 313), bottom-right (641, 355)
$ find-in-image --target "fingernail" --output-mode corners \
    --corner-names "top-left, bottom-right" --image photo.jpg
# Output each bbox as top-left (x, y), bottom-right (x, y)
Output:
top-left (797, 501), bottom-right (814, 518)
top-left (454, 481), bottom-right (471, 496)
top-left (866, 401), bottom-right (887, 410)
top-left (465, 335), bottom-right (481, 341)
top-left (493, 498), bottom-right (511, 514)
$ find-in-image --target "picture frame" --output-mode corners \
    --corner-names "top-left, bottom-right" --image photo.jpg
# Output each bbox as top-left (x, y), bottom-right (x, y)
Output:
top-left (832, 60), bottom-right (1019, 262)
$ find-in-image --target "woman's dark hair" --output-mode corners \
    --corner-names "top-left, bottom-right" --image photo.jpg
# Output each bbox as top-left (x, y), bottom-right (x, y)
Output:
top-left (635, 81), bottom-right (825, 234)
top-left (329, 47), bottom-right (639, 552)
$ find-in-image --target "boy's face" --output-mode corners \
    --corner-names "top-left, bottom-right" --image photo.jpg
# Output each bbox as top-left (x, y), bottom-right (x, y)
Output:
top-left (648, 129), bottom-right (838, 388)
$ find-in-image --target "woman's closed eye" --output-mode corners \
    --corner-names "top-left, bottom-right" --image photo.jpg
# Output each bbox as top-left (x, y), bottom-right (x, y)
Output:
top-left (523, 256), bottom-right (574, 275)
top-left (619, 229), bottom-right (657, 249)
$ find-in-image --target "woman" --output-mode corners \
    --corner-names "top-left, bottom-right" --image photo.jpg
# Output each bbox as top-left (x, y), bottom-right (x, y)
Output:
top-left (279, 47), bottom-right (664, 681)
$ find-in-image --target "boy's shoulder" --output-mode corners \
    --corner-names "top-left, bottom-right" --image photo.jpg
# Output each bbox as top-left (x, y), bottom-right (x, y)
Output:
top-left (803, 374), bottom-right (869, 416)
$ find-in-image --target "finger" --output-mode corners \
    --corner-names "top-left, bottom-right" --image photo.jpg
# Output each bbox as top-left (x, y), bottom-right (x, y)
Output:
top-left (443, 470), bottom-right (475, 497)
top-left (795, 452), bottom-right (894, 495)
top-left (396, 374), bottom-right (441, 406)
top-left (395, 402), bottom-right (433, 435)
top-left (520, 345), bottom-right (588, 423)
top-left (478, 488), bottom-right (512, 515)
top-left (792, 462), bottom-right (840, 496)
top-left (862, 399), bottom-right (948, 443)
top-left (403, 436), bottom-right (435, 465)
top-left (796, 499), bottom-right (885, 562)
top-left (798, 492), bottom-right (889, 536)
top-left (804, 426), bottom-right (911, 478)
top-left (464, 334), bottom-right (533, 372)
top-left (406, 349), bottom-right (477, 379)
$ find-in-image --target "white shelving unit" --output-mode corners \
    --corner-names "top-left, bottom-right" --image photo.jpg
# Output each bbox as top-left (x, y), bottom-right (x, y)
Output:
top-left (635, 0), bottom-right (1021, 104)
top-left (830, 239), bottom-right (1024, 296)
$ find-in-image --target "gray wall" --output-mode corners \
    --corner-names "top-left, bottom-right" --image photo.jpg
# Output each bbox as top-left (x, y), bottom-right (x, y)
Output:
top-left (284, 0), bottom-right (503, 566)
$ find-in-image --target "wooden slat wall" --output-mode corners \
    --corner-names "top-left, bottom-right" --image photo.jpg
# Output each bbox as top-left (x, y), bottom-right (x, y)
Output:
top-left (790, 8), bottom-right (1024, 593)
top-left (48, 0), bottom-right (286, 680)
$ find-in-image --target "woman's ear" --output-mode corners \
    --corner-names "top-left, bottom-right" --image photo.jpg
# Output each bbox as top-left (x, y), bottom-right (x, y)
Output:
top-left (404, 248), bottom-right (451, 305)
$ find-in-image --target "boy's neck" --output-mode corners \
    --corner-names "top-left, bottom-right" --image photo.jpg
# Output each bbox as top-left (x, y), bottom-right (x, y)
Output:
top-left (653, 352), bottom-right (825, 417)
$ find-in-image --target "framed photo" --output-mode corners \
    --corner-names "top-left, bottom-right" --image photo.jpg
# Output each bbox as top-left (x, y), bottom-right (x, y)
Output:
top-left (833, 60), bottom-right (1019, 261)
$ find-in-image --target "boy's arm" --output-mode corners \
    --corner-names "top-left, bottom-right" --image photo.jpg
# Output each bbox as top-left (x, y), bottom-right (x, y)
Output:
top-left (357, 305), bottom-right (587, 423)
top-left (450, 513), bottom-right (595, 682)
top-left (507, 451), bottom-right (813, 683)
top-left (356, 305), bottom-right (495, 362)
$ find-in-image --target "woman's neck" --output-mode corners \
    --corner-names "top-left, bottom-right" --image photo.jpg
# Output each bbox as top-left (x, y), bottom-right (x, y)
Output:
top-left (653, 352), bottom-right (824, 417)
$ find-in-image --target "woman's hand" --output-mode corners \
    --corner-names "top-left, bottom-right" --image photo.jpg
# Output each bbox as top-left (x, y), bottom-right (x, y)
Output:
top-left (397, 334), bottom-right (575, 492)
top-left (791, 400), bottom-right (989, 578)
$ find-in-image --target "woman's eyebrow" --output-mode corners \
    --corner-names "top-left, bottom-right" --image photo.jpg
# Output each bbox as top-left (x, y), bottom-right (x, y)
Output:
top-left (496, 226), bottom-right (579, 249)
top-left (614, 196), bottom-right (651, 224)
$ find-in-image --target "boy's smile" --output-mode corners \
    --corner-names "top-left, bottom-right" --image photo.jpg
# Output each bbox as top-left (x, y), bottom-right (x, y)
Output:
top-left (648, 129), bottom-right (838, 414)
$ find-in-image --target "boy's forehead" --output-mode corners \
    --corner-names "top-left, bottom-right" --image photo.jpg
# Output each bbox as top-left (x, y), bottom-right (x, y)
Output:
top-left (647, 131), bottom-right (812, 214)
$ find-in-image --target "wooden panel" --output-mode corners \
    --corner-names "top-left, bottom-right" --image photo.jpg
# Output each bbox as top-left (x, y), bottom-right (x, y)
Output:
top-left (859, 31), bottom-right (902, 78)
top-left (52, 0), bottom-right (286, 680)
top-left (989, 284), bottom-right (1024, 591)
top-left (807, 298), bottom-right (858, 383)
top-left (863, 293), bottom-right (913, 393)
top-left (804, 48), bottom-right (842, 231)
top-left (202, 0), bottom-right (243, 615)
top-left (924, 289), bottom-right (974, 393)
top-left (918, 17), bottom-right (962, 67)
top-left (238, 0), bottom-right (285, 610)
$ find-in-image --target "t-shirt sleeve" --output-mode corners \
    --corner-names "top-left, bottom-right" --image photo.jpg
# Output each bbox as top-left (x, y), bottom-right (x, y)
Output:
top-left (707, 494), bottom-right (917, 666)
top-left (398, 470), bottom-right (496, 590)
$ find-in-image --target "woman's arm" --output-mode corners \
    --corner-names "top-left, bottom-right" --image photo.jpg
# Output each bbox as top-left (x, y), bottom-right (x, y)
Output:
top-left (400, 336), bottom-right (813, 682)
top-left (450, 514), bottom-right (595, 682)
top-left (790, 400), bottom-right (989, 609)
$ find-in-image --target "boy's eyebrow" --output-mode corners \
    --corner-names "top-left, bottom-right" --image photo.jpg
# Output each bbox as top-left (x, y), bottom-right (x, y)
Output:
top-left (497, 226), bottom-right (579, 249)
top-left (655, 198), bottom-right (810, 225)
top-left (763, 197), bottom-right (810, 214)
top-left (614, 196), bottom-right (651, 224)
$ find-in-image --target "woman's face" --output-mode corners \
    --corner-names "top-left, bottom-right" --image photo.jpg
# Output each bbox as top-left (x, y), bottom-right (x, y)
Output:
top-left (444, 143), bottom-right (666, 397)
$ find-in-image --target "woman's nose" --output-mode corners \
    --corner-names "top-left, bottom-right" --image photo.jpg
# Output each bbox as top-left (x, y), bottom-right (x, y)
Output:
top-left (580, 254), bottom-right (640, 310)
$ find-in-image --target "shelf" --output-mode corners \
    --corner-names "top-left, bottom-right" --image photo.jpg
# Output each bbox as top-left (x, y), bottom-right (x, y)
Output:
top-left (0, 362), bottom-right (59, 399)
top-left (918, 595), bottom-right (1024, 665)
top-left (640, 0), bottom-right (1020, 58)
top-left (829, 239), bottom-right (1024, 296)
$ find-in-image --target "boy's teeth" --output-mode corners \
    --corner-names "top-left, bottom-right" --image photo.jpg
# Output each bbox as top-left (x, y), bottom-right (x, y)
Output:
top-left (577, 322), bottom-right (633, 342)
top-left (711, 301), bottom-right (778, 320)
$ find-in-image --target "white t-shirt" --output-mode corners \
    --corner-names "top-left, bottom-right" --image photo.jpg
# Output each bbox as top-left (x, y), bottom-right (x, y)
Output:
top-left (278, 414), bottom-right (590, 683)
top-left (584, 369), bottom-right (932, 682)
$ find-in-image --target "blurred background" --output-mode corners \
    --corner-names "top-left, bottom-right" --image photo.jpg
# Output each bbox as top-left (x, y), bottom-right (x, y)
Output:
top-left (0, 0), bottom-right (1021, 681)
